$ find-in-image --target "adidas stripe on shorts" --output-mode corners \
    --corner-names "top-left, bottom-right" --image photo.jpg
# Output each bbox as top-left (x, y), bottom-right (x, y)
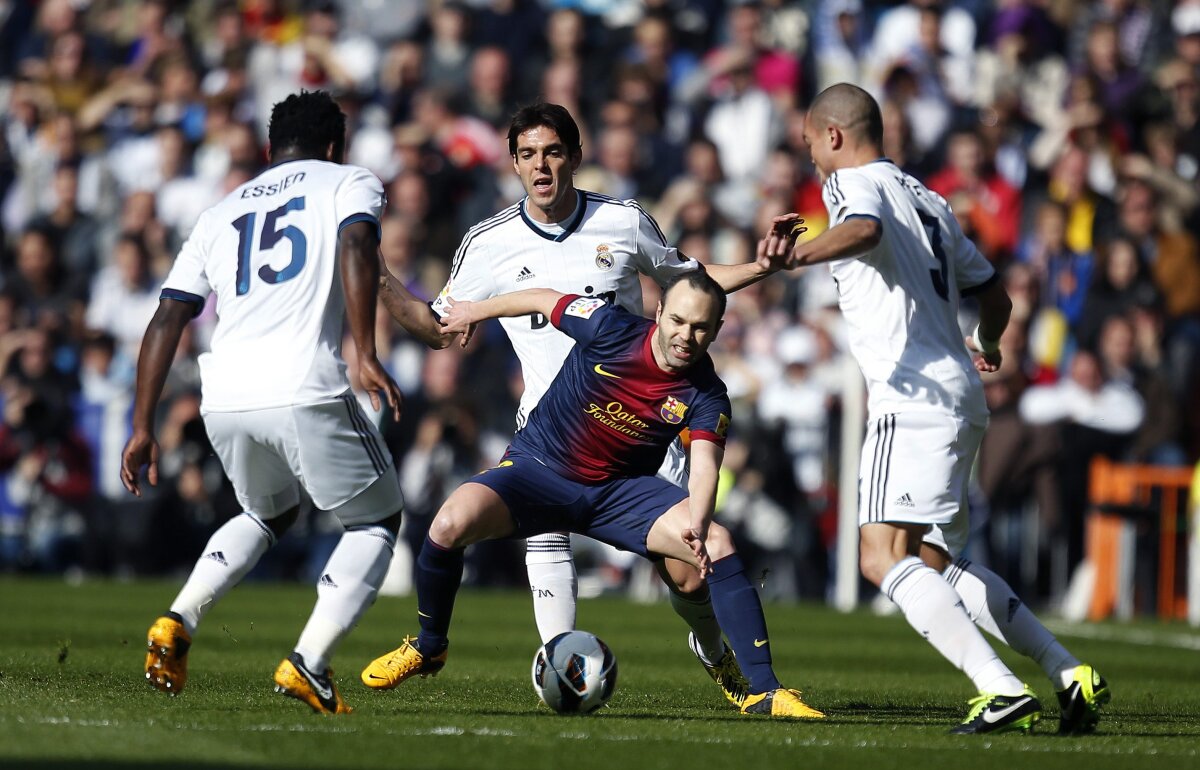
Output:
top-left (203, 391), bottom-right (403, 527)
top-left (857, 411), bottom-right (985, 557)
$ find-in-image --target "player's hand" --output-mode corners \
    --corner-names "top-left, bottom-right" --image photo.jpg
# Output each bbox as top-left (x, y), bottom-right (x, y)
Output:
top-left (757, 214), bottom-right (805, 272)
top-left (682, 527), bottom-right (712, 577)
top-left (964, 335), bottom-right (1003, 373)
top-left (120, 430), bottom-right (160, 497)
top-left (440, 297), bottom-right (479, 347)
top-left (359, 356), bottom-right (404, 421)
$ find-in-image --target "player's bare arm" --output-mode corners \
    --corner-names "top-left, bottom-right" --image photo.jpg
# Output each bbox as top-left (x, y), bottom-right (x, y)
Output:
top-left (377, 264), bottom-right (453, 350)
top-left (441, 288), bottom-right (564, 340)
top-left (703, 217), bottom-right (805, 292)
top-left (757, 213), bottom-right (881, 271)
top-left (120, 299), bottom-right (194, 496)
top-left (964, 279), bottom-right (1012, 374)
top-left (341, 219), bottom-right (402, 419)
top-left (682, 438), bottom-right (724, 576)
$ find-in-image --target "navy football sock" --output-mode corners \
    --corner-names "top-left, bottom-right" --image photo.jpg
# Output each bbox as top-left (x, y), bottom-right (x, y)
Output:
top-left (706, 553), bottom-right (781, 694)
top-left (415, 536), bottom-right (464, 655)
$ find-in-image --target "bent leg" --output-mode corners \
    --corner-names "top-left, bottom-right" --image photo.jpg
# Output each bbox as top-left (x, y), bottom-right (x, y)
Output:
top-left (863, 522), bottom-right (1023, 696)
top-left (656, 558), bottom-right (726, 664)
top-left (648, 502), bottom-right (780, 694)
top-left (930, 544), bottom-right (1081, 689)
top-left (169, 509), bottom-right (286, 633)
top-left (526, 532), bottom-right (577, 644)
top-left (417, 483), bottom-right (514, 653)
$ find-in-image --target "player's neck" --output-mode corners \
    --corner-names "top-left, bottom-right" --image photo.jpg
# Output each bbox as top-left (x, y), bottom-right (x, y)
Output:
top-left (269, 149), bottom-right (326, 167)
top-left (526, 188), bottom-right (579, 225)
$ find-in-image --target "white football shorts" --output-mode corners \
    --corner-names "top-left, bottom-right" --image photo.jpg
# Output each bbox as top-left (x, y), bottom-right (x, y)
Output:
top-left (203, 392), bottom-right (404, 527)
top-left (857, 411), bottom-right (985, 558)
top-left (655, 436), bottom-right (689, 487)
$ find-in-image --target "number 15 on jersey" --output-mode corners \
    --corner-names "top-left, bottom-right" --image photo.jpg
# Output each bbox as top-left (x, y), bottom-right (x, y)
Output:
top-left (231, 195), bottom-right (308, 296)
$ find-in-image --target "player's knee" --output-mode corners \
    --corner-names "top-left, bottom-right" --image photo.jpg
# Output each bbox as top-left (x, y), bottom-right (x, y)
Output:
top-left (427, 512), bottom-right (462, 549)
top-left (704, 523), bottom-right (736, 561)
top-left (859, 548), bottom-right (892, 587)
top-left (263, 507), bottom-right (300, 539)
top-left (664, 561), bottom-right (707, 596)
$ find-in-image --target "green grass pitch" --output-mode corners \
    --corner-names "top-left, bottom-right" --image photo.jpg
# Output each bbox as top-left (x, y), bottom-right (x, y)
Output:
top-left (1, 576), bottom-right (1198, 769)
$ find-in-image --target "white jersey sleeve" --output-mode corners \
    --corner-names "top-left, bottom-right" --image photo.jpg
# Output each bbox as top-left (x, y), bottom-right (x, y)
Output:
top-left (161, 210), bottom-right (214, 307)
top-left (630, 202), bottom-right (699, 284)
top-left (823, 170), bottom-right (883, 226)
top-left (430, 230), bottom-right (499, 317)
top-left (333, 167), bottom-right (386, 237)
top-left (947, 213), bottom-right (998, 295)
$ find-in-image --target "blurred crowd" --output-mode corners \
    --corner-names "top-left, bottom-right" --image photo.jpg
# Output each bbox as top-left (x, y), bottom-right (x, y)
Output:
top-left (2, 0), bottom-right (1198, 609)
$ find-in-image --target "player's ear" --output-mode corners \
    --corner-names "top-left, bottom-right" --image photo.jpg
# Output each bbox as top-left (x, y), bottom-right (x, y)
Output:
top-left (570, 149), bottom-right (583, 173)
top-left (655, 301), bottom-right (663, 323)
top-left (829, 125), bottom-right (844, 151)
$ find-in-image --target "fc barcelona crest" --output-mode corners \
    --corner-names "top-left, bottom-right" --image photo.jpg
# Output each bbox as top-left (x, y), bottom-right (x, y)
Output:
top-left (660, 396), bottom-right (688, 424)
top-left (595, 243), bottom-right (614, 271)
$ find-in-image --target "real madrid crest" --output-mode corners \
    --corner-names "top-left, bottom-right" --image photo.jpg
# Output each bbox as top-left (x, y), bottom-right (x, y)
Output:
top-left (595, 243), bottom-right (614, 271)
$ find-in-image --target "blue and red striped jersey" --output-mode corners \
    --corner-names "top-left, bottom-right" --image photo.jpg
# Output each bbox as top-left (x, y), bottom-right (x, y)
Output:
top-left (510, 294), bottom-right (731, 483)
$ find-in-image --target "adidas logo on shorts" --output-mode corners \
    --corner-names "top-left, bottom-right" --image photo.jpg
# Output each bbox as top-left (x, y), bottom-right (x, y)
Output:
top-left (204, 551), bottom-right (228, 566)
top-left (319, 573), bottom-right (338, 588)
top-left (894, 493), bottom-right (915, 508)
top-left (516, 266), bottom-right (535, 282)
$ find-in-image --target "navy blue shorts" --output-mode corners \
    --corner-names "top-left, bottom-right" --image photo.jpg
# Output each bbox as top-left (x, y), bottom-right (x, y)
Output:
top-left (469, 449), bottom-right (688, 557)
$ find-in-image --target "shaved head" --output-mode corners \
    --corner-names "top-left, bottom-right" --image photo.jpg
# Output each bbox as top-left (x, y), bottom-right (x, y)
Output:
top-left (808, 83), bottom-right (883, 148)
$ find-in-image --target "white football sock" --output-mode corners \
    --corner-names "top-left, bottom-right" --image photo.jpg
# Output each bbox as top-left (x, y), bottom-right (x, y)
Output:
top-left (294, 524), bottom-right (395, 672)
top-left (882, 556), bottom-right (1025, 696)
top-left (945, 557), bottom-right (1081, 690)
top-left (526, 533), bottom-right (577, 644)
top-left (669, 588), bottom-right (725, 664)
top-left (170, 512), bottom-right (274, 634)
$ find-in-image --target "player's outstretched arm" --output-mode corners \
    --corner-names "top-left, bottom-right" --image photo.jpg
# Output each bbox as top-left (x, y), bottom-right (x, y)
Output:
top-left (441, 288), bottom-right (564, 338)
top-left (757, 212), bottom-right (881, 270)
top-left (378, 265), bottom-right (453, 350)
top-left (964, 279), bottom-right (1012, 373)
top-left (121, 299), bottom-right (192, 497)
top-left (341, 220), bottom-right (403, 419)
top-left (708, 215), bottom-right (809, 293)
top-left (682, 438), bottom-right (725, 576)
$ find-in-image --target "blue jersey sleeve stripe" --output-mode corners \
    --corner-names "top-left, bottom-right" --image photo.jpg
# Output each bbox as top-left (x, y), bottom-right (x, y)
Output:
top-left (159, 289), bottom-right (205, 317)
top-left (339, 212), bottom-right (381, 241)
top-left (960, 270), bottom-right (1000, 297)
top-left (843, 213), bottom-right (881, 223)
top-left (632, 201), bottom-right (669, 246)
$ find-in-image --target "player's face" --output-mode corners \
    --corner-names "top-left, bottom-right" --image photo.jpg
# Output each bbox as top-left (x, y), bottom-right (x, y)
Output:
top-left (802, 115), bottom-right (833, 183)
top-left (653, 285), bottom-right (722, 372)
top-left (513, 125), bottom-right (581, 223)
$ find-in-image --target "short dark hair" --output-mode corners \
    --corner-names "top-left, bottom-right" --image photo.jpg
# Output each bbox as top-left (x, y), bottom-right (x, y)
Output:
top-left (507, 103), bottom-right (582, 157)
top-left (660, 268), bottom-right (727, 319)
top-left (267, 90), bottom-right (346, 162)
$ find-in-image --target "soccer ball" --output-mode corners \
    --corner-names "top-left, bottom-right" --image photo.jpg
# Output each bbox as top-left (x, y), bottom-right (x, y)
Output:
top-left (531, 630), bottom-right (618, 714)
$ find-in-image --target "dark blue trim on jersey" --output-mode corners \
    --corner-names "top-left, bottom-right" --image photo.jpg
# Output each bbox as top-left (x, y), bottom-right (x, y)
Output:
top-left (339, 212), bottom-right (381, 242)
top-left (960, 270), bottom-right (1000, 297)
top-left (843, 214), bottom-right (881, 223)
top-left (519, 190), bottom-right (586, 242)
top-left (869, 158), bottom-right (896, 165)
top-left (829, 173), bottom-right (845, 207)
top-left (159, 289), bottom-right (205, 317)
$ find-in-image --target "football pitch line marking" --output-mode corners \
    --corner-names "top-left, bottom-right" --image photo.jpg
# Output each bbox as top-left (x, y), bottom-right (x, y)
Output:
top-left (8, 716), bottom-right (1197, 757)
top-left (1046, 622), bottom-right (1200, 652)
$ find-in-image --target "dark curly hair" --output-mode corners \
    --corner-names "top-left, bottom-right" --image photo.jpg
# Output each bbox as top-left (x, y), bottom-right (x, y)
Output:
top-left (661, 267), bottom-right (726, 319)
top-left (267, 90), bottom-right (346, 162)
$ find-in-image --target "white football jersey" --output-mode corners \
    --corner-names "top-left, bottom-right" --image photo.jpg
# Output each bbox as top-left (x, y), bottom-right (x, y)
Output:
top-left (430, 190), bottom-right (699, 427)
top-left (823, 159), bottom-right (998, 424)
top-left (162, 159), bottom-right (386, 412)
